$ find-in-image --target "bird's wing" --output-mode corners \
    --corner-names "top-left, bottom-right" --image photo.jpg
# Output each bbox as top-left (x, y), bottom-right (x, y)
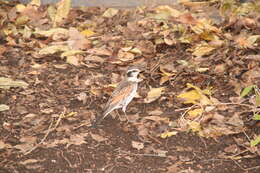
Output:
top-left (91, 81), bottom-right (135, 127)
top-left (104, 81), bottom-right (134, 110)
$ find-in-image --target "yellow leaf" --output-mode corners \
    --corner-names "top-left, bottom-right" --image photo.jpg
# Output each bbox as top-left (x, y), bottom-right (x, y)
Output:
top-left (103, 8), bottom-right (119, 18)
top-left (129, 48), bottom-right (142, 54)
top-left (54, 0), bottom-right (71, 27)
top-left (155, 5), bottom-right (181, 18)
top-left (160, 131), bottom-right (178, 139)
top-left (159, 66), bottom-right (176, 85)
top-left (188, 121), bottom-right (201, 132)
top-left (16, 4), bottom-right (26, 12)
top-left (192, 43), bottom-right (215, 57)
top-left (144, 87), bottom-right (165, 103)
top-left (160, 76), bottom-right (170, 85)
top-left (0, 77), bottom-right (28, 89)
top-left (81, 29), bottom-right (95, 37)
top-left (177, 90), bottom-right (200, 104)
top-left (177, 83), bottom-right (212, 105)
top-left (160, 66), bottom-right (175, 77)
top-left (34, 28), bottom-right (69, 38)
top-left (15, 16), bottom-right (30, 26)
top-left (61, 50), bottom-right (84, 57)
top-left (188, 108), bottom-right (203, 118)
top-left (47, 5), bottom-right (56, 22)
top-left (30, 0), bottom-right (41, 6)
top-left (39, 45), bottom-right (69, 55)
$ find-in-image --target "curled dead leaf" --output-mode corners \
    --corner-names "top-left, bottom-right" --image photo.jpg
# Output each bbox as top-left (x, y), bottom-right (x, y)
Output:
top-left (144, 87), bottom-right (165, 103)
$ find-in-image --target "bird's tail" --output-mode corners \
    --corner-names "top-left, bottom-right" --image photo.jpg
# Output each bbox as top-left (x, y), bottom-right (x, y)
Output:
top-left (90, 108), bottom-right (113, 128)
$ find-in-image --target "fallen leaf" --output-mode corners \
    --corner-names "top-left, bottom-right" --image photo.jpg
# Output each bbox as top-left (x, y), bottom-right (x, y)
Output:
top-left (90, 133), bottom-right (108, 142)
top-left (253, 114), bottom-right (260, 120)
top-left (0, 104), bottom-right (9, 112)
top-left (226, 114), bottom-right (244, 127)
top-left (188, 121), bottom-right (202, 133)
top-left (0, 77), bottom-right (28, 89)
top-left (61, 50), bottom-right (84, 58)
top-left (103, 8), bottom-right (119, 18)
top-left (14, 143), bottom-right (34, 153)
top-left (30, 0), bottom-right (41, 6)
top-left (177, 83), bottom-right (212, 105)
top-left (192, 42), bottom-right (216, 57)
top-left (117, 49), bottom-right (135, 62)
top-left (240, 85), bottom-right (254, 98)
top-left (20, 159), bottom-right (39, 165)
top-left (187, 108), bottom-right (203, 118)
top-left (34, 28), bottom-right (69, 40)
top-left (38, 45), bottom-right (69, 55)
top-left (69, 133), bottom-right (87, 146)
top-left (0, 140), bottom-right (11, 149)
top-left (143, 116), bottom-right (169, 123)
top-left (144, 87), bottom-right (165, 103)
top-left (81, 29), bottom-right (95, 37)
top-left (160, 131), bottom-right (178, 139)
top-left (54, 0), bottom-right (71, 26)
top-left (66, 56), bottom-right (79, 66)
top-left (159, 66), bottom-right (176, 85)
top-left (85, 55), bottom-right (105, 63)
top-left (235, 35), bottom-right (260, 49)
top-left (132, 141), bottom-right (144, 150)
top-left (251, 135), bottom-right (260, 147)
top-left (68, 27), bottom-right (91, 50)
top-left (154, 5), bottom-right (181, 19)
top-left (87, 47), bottom-right (112, 56)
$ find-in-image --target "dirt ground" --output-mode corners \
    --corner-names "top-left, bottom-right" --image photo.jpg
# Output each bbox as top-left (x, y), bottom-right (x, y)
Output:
top-left (0, 0), bottom-right (260, 173)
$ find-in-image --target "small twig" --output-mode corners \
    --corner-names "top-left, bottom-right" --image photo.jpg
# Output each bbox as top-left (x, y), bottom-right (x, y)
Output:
top-left (243, 131), bottom-right (251, 142)
top-left (24, 109), bottom-right (65, 155)
top-left (24, 118), bottom-right (55, 155)
top-left (213, 102), bottom-right (256, 109)
top-left (118, 149), bottom-right (168, 158)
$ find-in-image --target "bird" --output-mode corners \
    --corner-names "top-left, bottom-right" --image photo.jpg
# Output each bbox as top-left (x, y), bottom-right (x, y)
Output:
top-left (92, 66), bottom-right (142, 127)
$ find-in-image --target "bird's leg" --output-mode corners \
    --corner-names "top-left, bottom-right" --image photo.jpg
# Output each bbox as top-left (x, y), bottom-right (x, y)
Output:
top-left (123, 110), bottom-right (129, 123)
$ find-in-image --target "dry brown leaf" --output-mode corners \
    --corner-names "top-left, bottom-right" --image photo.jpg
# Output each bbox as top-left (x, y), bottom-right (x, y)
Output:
top-left (0, 140), bottom-right (12, 149)
top-left (131, 141), bottom-right (144, 150)
top-left (90, 133), bottom-right (108, 142)
top-left (117, 49), bottom-right (135, 62)
top-left (143, 116), bottom-right (169, 123)
top-left (68, 27), bottom-right (91, 50)
top-left (34, 28), bottom-right (69, 40)
top-left (87, 47), bottom-right (112, 56)
top-left (192, 42), bottom-right (216, 57)
top-left (14, 143), bottom-right (34, 153)
top-left (69, 133), bottom-right (87, 146)
top-left (20, 159), bottom-right (39, 165)
top-left (144, 87), bottom-right (165, 103)
top-left (66, 56), bottom-right (79, 66)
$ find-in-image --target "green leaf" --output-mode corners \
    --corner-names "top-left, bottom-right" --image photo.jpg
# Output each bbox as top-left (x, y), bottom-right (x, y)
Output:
top-left (253, 114), bottom-right (260, 121)
top-left (250, 135), bottom-right (260, 147)
top-left (0, 104), bottom-right (9, 112)
top-left (0, 77), bottom-right (28, 89)
top-left (240, 85), bottom-right (254, 98)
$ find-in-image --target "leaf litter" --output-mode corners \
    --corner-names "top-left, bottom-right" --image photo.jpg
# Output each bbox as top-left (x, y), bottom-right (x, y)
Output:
top-left (0, 0), bottom-right (260, 172)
